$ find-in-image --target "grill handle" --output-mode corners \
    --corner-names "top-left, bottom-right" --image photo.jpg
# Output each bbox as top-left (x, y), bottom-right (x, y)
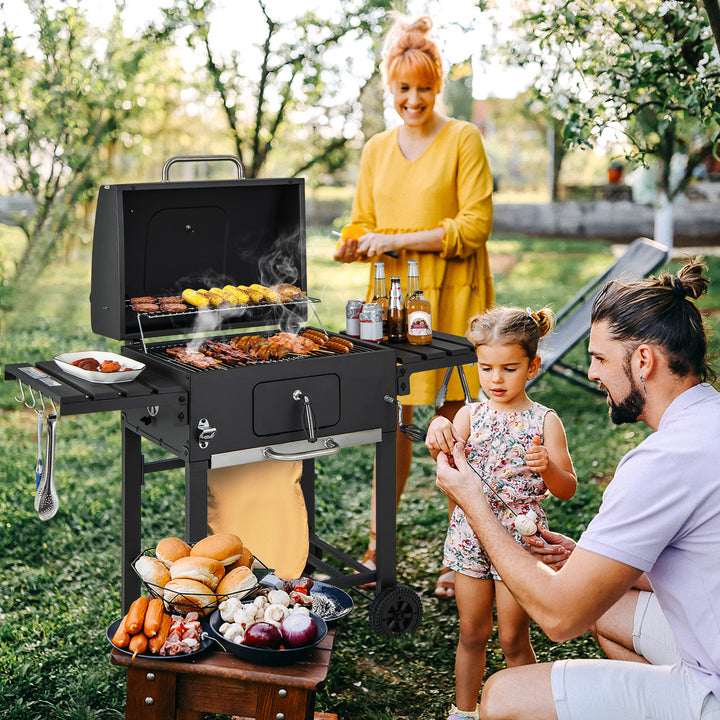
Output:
top-left (161, 155), bottom-right (245, 182)
top-left (262, 438), bottom-right (340, 462)
top-left (293, 389), bottom-right (317, 443)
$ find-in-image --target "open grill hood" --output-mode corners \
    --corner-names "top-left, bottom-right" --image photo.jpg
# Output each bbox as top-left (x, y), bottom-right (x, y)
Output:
top-left (90, 175), bottom-right (307, 342)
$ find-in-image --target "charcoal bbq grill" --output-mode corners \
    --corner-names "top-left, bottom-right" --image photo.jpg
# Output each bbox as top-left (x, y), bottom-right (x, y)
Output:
top-left (4, 156), bottom-right (478, 636)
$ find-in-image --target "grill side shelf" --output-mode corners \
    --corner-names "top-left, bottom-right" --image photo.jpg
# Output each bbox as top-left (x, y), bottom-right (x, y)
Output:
top-left (373, 331), bottom-right (477, 397)
top-left (5, 362), bottom-right (185, 416)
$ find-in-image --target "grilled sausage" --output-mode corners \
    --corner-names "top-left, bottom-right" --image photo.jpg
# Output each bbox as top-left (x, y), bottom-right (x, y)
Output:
top-left (148, 613), bottom-right (172, 654)
top-left (143, 598), bottom-right (165, 638)
top-left (129, 632), bottom-right (149, 659)
top-left (125, 596), bottom-right (148, 635)
top-left (112, 615), bottom-right (131, 649)
top-left (325, 340), bottom-right (350, 354)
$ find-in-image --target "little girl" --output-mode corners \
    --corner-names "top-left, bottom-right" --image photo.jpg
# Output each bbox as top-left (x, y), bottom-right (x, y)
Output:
top-left (426, 306), bottom-right (577, 720)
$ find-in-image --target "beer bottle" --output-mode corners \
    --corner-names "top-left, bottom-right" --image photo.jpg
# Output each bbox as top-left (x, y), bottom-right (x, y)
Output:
top-left (372, 262), bottom-right (389, 340)
top-left (406, 259), bottom-right (432, 345)
top-left (404, 260), bottom-right (420, 335)
top-left (387, 276), bottom-right (405, 343)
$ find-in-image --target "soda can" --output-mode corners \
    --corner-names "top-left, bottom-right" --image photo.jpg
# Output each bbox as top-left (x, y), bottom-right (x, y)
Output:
top-left (360, 302), bottom-right (383, 342)
top-left (345, 299), bottom-right (364, 338)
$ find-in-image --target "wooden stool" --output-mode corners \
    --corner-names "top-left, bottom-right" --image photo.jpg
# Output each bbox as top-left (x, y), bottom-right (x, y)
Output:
top-left (110, 628), bottom-right (336, 720)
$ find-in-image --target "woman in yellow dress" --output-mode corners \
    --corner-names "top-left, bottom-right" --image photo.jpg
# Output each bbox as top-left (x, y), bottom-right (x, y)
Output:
top-left (334, 13), bottom-right (494, 598)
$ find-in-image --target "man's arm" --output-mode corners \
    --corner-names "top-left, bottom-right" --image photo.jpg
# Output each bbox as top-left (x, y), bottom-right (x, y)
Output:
top-left (436, 443), bottom-right (643, 641)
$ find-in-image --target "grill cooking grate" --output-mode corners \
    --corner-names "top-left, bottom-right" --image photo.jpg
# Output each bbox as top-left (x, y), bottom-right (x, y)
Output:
top-left (141, 331), bottom-right (369, 372)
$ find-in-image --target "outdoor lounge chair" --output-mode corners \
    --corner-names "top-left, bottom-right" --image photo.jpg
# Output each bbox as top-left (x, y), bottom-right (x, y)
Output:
top-left (527, 236), bottom-right (670, 394)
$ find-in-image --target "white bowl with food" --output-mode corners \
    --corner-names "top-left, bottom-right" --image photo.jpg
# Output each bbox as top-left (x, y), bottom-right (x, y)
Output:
top-left (54, 351), bottom-right (145, 383)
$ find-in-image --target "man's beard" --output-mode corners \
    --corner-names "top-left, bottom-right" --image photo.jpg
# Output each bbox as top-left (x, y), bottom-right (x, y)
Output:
top-left (602, 369), bottom-right (646, 425)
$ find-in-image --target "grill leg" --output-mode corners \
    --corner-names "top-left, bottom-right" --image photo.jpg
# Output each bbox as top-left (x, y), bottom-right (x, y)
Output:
top-left (185, 459), bottom-right (209, 543)
top-left (121, 422), bottom-right (143, 614)
top-left (375, 428), bottom-right (397, 593)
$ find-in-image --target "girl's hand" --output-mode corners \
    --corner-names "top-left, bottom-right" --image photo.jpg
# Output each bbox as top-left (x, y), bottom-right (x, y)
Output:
top-left (525, 435), bottom-right (549, 474)
top-left (425, 416), bottom-right (460, 455)
top-left (356, 232), bottom-right (398, 258)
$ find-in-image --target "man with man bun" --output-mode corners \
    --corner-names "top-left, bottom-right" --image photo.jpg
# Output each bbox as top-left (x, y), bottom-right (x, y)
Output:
top-left (436, 259), bottom-right (720, 719)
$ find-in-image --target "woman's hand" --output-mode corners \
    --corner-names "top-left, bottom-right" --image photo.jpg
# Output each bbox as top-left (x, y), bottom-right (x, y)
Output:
top-left (356, 232), bottom-right (399, 258)
top-left (525, 526), bottom-right (575, 570)
top-left (333, 238), bottom-right (364, 264)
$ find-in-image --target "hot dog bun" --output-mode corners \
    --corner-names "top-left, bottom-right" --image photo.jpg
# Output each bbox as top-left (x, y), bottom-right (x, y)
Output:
top-left (155, 537), bottom-right (191, 567)
top-left (170, 555), bottom-right (226, 590)
top-left (134, 555), bottom-right (171, 588)
top-left (163, 578), bottom-right (216, 615)
top-left (190, 532), bottom-right (244, 566)
top-left (215, 565), bottom-right (256, 599)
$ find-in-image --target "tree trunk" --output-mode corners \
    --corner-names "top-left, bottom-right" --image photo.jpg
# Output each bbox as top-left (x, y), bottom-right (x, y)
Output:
top-left (653, 190), bottom-right (674, 250)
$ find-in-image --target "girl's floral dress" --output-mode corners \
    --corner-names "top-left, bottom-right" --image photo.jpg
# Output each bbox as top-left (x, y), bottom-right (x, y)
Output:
top-left (443, 399), bottom-right (553, 580)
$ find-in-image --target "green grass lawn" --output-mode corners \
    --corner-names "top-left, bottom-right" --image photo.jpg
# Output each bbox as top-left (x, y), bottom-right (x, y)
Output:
top-left (1, 228), bottom-right (718, 719)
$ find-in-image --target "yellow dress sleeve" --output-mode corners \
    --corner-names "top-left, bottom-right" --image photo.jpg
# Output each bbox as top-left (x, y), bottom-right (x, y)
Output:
top-left (439, 124), bottom-right (494, 260)
top-left (350, 139), bottom-right (378, 234)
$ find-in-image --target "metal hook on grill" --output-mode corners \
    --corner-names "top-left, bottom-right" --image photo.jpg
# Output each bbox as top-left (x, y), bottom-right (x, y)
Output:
top-left (14, 380), bottom-right (26, 404)
top-left (25, 386), bottom-right (37, 409)
top-left (293, 389), bottom-right (317, 443)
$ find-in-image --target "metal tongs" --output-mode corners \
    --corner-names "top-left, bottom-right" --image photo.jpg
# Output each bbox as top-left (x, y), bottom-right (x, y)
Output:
top-left (35, 414), bottom-right (59, 521)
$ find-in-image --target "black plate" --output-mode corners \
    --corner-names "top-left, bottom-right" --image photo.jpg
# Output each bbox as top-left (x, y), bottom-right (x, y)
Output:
top-left (306, 580), bottom-right (354, 622)
top-left (106, 617), bottom-right (213, 661)
top-left (208, 608), bottom-right (328, 665)
top-left (258, 577), bottom-right (354, 622)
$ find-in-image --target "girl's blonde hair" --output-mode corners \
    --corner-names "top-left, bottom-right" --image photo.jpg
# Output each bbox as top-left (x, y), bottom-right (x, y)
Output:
top-left (466, 306), bottom-right (554, 360)
top-left (381, 14), bottom-right (444, 92)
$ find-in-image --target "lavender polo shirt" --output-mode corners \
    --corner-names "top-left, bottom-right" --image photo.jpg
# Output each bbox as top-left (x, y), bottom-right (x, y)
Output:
top-left (578, 383), bottom-right (720, 700)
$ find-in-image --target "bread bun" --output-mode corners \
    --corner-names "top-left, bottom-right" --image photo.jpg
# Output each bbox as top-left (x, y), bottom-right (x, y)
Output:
top-left (156, 537), bottom-right (191, 567)
top-left (163, 578), bottom-right (216, 615)
top-left (134, 555), bottom-right (171, 588)
top-left (170, 555), bottom-right (226, 590)
top-left (226, 545), bottom-right (255, 572)
top-left (216, 565), bottom-right (257, 599)
top-left (190, 533), bottom-right (243, 566)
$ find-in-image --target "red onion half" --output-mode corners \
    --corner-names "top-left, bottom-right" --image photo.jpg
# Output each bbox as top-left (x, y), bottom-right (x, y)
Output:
top-left (280, 613), bottom-right (318, 648)
top-left (243, 622), bottom-right (282, 649)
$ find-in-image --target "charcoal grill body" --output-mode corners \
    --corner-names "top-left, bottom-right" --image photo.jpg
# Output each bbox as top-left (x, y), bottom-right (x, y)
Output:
top-left (5, 158), bottom-right (479, 636)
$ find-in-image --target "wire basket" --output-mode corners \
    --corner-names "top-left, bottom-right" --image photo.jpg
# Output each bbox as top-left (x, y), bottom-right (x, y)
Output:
top-left (132, 548), bottom-right (270, 616)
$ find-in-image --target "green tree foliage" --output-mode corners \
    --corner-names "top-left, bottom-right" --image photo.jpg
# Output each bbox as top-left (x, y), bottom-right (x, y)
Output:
top-left (0, 0), bottom-right (156, 305)
top-left (485, 0), bottom-right (720, 201)
top-left (150, 0), bottom-right (393, 181)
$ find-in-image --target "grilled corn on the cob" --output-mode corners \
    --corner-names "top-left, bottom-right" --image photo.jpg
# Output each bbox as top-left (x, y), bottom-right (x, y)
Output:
top-left (223, 285), bottom-right (250, 305)
top-left (181, 289), bottom-right (211, 308)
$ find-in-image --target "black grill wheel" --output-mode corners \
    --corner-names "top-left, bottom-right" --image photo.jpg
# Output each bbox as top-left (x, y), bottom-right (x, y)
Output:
top-left (369, 584), bottom-right (423, 637)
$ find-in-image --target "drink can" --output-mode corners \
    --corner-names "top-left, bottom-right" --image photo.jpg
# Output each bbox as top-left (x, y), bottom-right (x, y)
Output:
top-left (345, 299), bottom-right (363, 338)
top-left (359, 302), bottom-right (383, 342)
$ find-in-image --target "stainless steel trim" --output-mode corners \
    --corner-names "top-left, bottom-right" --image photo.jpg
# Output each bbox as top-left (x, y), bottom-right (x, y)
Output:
top-left (161, 155), bottom-right (245, 182)
top-left (210, 428), bottom-right (382, 468)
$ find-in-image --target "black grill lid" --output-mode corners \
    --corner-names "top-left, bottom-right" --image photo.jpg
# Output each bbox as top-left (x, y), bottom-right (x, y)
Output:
top-left (90, 164), bottom-right (306, 342)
